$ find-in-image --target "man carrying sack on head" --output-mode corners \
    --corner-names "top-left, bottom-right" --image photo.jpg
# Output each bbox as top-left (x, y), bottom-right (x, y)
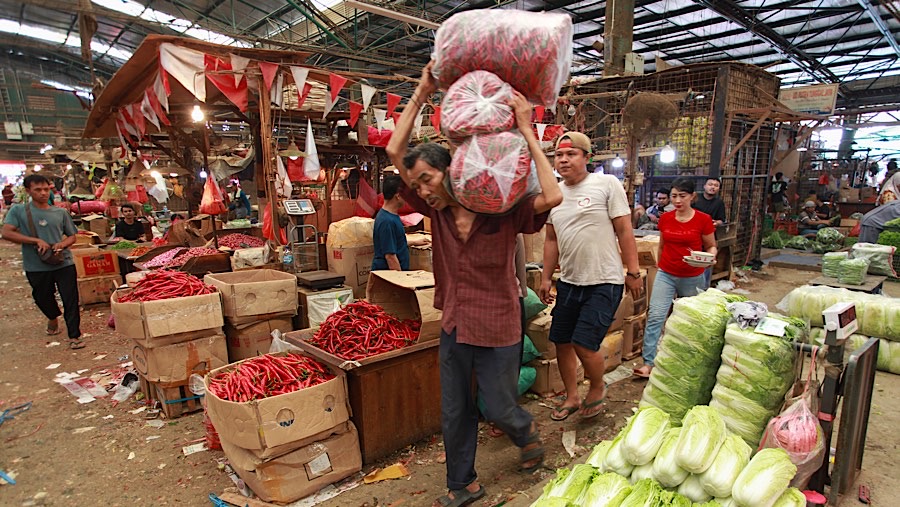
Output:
top-left (2, 174), bottom-right (84, 349)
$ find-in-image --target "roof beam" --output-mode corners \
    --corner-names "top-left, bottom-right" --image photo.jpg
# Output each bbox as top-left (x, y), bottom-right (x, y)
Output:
top-left (691, 0), bottom-right (839, 84)
top-left (856, 0), bottom-right (900, 57)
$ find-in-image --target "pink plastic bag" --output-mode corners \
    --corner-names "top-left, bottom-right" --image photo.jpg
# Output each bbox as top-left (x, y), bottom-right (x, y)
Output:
top-left (440, 71), bottom-right (515, 142)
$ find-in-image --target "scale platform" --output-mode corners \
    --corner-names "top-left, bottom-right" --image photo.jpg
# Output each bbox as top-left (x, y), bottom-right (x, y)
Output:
top-left (297, 270), bottom-right (346, 291)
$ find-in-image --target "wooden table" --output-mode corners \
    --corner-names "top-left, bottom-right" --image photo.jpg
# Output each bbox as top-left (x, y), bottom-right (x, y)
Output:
top-left (809, 275), bottom-right (887, 294)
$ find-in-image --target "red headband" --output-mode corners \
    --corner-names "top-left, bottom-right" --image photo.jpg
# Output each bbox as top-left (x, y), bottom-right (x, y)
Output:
top-left (557, 140), bottom-right (574, 149)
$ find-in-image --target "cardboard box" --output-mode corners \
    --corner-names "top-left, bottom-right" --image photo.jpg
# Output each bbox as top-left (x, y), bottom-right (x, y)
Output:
top-left (74, 232), bottom-right (100, 246)
top-left (205, 353), bottom-right (351, 453)
top-left (529, 358), bottom-right (583, 396)
top-left (408, 244), bottom-right (433, 272)
top-left (635, 236), bottom-right (660, 266)
top-left (111, 290), bottom-right (224, 342)
top-left (623, 312), bottom-right (646, 360)
top-left (224, 317), bottom-right (294, 362)
top-left (526, 268), bottom-right (542, 294)
top-left (633, 295), bottom-right (648, 316)
top-left (600, 330), bottom-right (624, 373)
top-left (72, 247), bottom-right (120, 279)
top-left (132, 333), bottom-right (227, 384)
top-left (205, 270), bottom-right (298, 318)
top-left (77, 274), bottom-right (122, 306)
top-left (611, 292), bottom-right (633, 334)
top-left (226, 423), bottom-right (362, 504)
top-left (840, 188), bottom-right (860, 202)
top-left (81, 214), bottom-right (111, 238)
top-left (861, 187), bottom-right (876, 200)
top-left (366, 270), bottom-right (443, 343)
top-left (840, 218), bottom-right (859, 228)
top-left (298, 285), bottom-right (353, 329)
top-left (523, 229), bottom-right (546, 264)
top-left (646, 266), bottom-right (658, 300)
top-left (526, 308), bottom-right (555, 360)
top-left (327, 245), bottom-right (374, 299)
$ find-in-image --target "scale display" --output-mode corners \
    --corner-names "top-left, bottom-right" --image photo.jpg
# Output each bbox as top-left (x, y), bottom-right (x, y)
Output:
top-left (283, 199), bottom-right (316, 215)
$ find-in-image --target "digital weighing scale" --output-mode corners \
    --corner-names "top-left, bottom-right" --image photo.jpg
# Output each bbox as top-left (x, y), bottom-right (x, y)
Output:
top-left (282, 199), bottom-right (319, 273)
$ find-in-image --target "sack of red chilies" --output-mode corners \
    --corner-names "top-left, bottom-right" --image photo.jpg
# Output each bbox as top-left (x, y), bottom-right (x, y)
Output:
top-left (449, 131), bottom-right (537, 215)
top-left (440, 70), bottom-right (516, 142)
top-left (207, 353), bottom-right (334, 403)
top-left (432, 9), bottom-right (573, 109)
top-left (199, 176), bottom-right (227, 215)
top-left (309, 301), bottom-right (421, 361)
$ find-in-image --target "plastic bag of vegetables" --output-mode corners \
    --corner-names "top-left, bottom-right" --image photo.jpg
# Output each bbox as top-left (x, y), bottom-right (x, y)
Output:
top-left (538, 464), bottom-right (597, 505)
top-left (760, 389), bottom-right (825, 489)
top-left (816, 227), bottom-right (844, 246)
top-left (652, 427), bottom-right (689, 488)
top-left (581, 472), bottom-right (632, 506)
top-left (621, 407), bottom-right (671, 466)
top-left (640, 290), bottom-right (739, 422)
top-left (851, 242), bottom-right (897, 277)
top-left (784, 235), bottom-right (811, 250)
top-left (811, 240), bottom-right (842, 254)
top-left (838, 257), bottom-right (869, 285)
top-left (821, 251), bottom-right (848, 278)
top-left (732, 448), bottom-right (797, 507)
top-left (675, 406), bottom-right (727, 474)
top-left (698, 434), bottom-right (752, 497)
top-left (778, 285), bottom-right (900, 340)
top-left (440, 70), bottom-right (515, 142)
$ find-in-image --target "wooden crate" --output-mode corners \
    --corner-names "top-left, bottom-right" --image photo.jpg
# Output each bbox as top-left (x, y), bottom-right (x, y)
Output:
top-left (139, 375), bottom-right (203, 419)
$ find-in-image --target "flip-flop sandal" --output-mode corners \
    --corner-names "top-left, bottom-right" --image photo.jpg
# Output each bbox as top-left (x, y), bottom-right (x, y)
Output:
top-left (435, 484), bottom-right (485, 507)
top-left (580, 397), bottom-right (607, 419)
top-left (68, 338), bottom-right (86, 350)
top-left (550, 405), bottom-right (580, 421)
top-left (632, 366), bottom-right (652, 379)
top-left (46, 321), bottom-right (61, 336)
top-left (518, 429), bottom-right (545, 473)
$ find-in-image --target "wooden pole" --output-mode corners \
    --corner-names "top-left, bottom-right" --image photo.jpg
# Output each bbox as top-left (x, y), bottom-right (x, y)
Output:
top-left (258, 78), bottom-right (281, 245)
top-left (624, 133), bottom-right (638, 207)
top-left (201, 124), bottom-right (220, 250)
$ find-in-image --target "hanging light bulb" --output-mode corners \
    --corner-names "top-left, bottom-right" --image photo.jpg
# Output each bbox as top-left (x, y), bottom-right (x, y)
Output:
top-left (169, 172), bottom-right (179, 177)
top-left (659, 144), bottom-right (676, 164)
top-left (567, 104), bottom-right (577, 116)
top-left (199, 170), bottom-right (208, 179)
top-left (611, 155), bottom-right (624, 169)
top-left (33, 164), bottom-right (42, 172)
top-left (191, 104), bottom-right (204, 122)
top-left (150, 170), bottom-right (161, 179)
top-left (66, 164), bottom-right (73, 170)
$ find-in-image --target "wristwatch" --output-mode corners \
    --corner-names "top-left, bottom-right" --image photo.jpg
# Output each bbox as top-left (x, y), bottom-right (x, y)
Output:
top-left (626, 271), bottom-right (642, 279)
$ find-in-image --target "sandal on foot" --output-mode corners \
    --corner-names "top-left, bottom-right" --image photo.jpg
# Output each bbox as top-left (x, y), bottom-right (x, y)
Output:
top-left (488, 425), bottom-right (505, 438)
top-left (632, 365), bottom-right (652, 378)
top-left (580, 397), bottom-right (607, 419)
top-left (519, 429), bottom-right (545, 473)
top-left (435, 485), bottom-right (485, 507)
top-left (550, 405), bottom-right (580, 421)
top-left (47, 320), bottom-right (61, 336)
top-left (68, 338), bottom-right (86, 350)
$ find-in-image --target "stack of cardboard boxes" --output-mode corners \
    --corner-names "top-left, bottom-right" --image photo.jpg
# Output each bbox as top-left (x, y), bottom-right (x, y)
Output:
top-left (205, 354), bottom-right (361, 503)
top-left (72, 246), bottom-right (122, 305)
top-left (297, 284), bottom-right (354, 329)
top-left (626, 237), bottom-right (658, 360)
top-left (325, 218), bottom-right (375, 298)
top-left (204, 270), bottom-right (298, 362)
top-left (110, 288), bottom-right (227, 418)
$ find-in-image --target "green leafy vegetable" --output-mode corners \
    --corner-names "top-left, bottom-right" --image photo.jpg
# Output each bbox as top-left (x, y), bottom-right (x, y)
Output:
top-left (541, 464), bottom-right (597, 504)
top-left (698, 434), bottom-right (752, 498)
top-left (838, 257), bottom-right (869, 285)
top-left (772, 488), bottom-right (807, 507)
top-left (109, 240), bottom-right (138, 250)
top-left (816, 227), bottom-right (844, 246)
top-left (582, 472), bottom-right (632, 506)
top-left (630, 462), bottom-right (656, 484)
top-left (652, 427), bottom-right (689, 488)
top-left (785, 236), bottom-right (811, 250)
top-left (619, 478), bottom-right (664, 507)
top-left (675, 406), bottom-right (727, 474)
top-left (621, 407), bottom-right (671, 466)
top-left (732, 449), bottom-right (797, 507)
top-left (876, 230), bottom-right (900, 250)
top-left (586, 440), bottom-right (612, 470)
top-left (821, 251), bottom-right (848, 278)
top-left (604, 432), bottom-right (635, 478)
top-left (677, 474), bottom-right (713, 503)
top-left (762, 232), bottom-right (786, 249)
top-left (778, 285), bottom-right (900, 340)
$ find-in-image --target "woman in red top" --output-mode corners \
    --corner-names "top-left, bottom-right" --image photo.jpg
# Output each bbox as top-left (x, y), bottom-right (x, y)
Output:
top-left (633, 177), bottom-right (717, 378)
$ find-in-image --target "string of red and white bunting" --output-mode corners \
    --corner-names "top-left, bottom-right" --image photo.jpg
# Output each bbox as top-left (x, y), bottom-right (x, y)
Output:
top-left (114, 42), bottom-right (564, 153)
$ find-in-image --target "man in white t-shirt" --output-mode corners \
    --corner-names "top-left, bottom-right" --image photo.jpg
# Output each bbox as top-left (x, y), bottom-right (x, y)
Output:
top-left (539, 132), bottom-right (642, 420)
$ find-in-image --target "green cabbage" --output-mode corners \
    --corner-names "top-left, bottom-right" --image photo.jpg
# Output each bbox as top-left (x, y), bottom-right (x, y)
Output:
top-left (620, 478), bottom-right (664, 507)
top-left (693, 502), bottom-right (722, 507)
top-left (533, 497), bottom-right (574, 507)
top-left (540, 464), bottom-right (597, 504)
top-left (677, 474), bottom-right (713, 503)
top-left (582, 472), bottom-right (632, 507)
top-left (816, 227), bottom-right (844, 245)
top-left (622, 407), bottom-right (671, 466)
top-left (653, 427), bottom-right (689, 488)
top-left (675, 406), bottom-right (727, 474)
top-left (586, 440), bottom-right (612, 470)
top-left (838, 257), bottom-right (869, 285)
top-left (630, 462), bottom-right (656, 484)
top-left (698, 434), bottom-right (752, 498)
top-left (714, 497), bottom-right (737, 507)
top-left (778, 285), bottom-right (900, 340)
top-left (785, 236), bottom-right (810, 250)
top-left (772, 488), bottom-right (806, 507)
top-left (604, 432), bottom-right (635, 477)
top-left (732, 449), bottom-right (797, 507)
top-left (708, 385), bottom-right (776, 447)
top-left (850, 242), bottom-right (897, 277)
top-left (667, 492), bottom-right (695, 507)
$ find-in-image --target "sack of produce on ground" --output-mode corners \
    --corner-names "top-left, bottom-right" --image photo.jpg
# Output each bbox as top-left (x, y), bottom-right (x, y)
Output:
top-left (731, 448), bottom-right (797, 507)
top-left (759, 392), bottom-right (825, 489)
top-left (850, 242), bottom-right (897, 277)
top-left (821, 251), bottom-right (848, 278)
top-left (838, 257), bottom-right (869, 285)
top-left (440, 70), bottom-right (515, 141)
top-left (815, 227), bottom-right (844, 246)
top-left (784, 235), bottom-right (811, 250)
top-left (710, 319), bottom-right (797, 447)
top-left (431, 9), bottom-right (573, 109)
top-left (811, 328), bottom-right (900, 374)
top-left (640, 290), bottom-right (743, 422)
top-left (448, 131), bottom-right (535, 214)
top-left (779, 285), bottom-right (900, 340)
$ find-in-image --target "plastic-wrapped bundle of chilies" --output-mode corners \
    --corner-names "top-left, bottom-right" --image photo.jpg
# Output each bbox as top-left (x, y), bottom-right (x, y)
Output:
top-left (449, 131), bottom-right (535, 215)
top-left (440, 70), bottom-right (515, 141)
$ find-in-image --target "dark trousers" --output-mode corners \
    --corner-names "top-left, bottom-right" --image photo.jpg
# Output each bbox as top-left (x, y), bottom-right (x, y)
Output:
top-left (440, 328), bottom-right (533, 490)
top-left (25, 265), bottom-right (81, 339)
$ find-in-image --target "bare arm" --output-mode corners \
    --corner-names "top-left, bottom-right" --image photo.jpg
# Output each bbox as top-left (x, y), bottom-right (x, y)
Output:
top-left (612, 215), bottom-right (643, 298)
top-left (508, 92), bottom-right (562, 214)
top-left (539, 224), bottom-right (560, 304)
top-left (385, 253), bottom-right (401, 271)
top-left (2, 223), bottom-right (51, 253)
top-left (386, 62), bottom-right (438, 186)
top-left (702, 233), bottom-right (718, 257)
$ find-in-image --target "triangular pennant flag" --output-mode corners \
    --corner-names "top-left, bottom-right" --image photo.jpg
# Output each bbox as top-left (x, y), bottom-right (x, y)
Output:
top-left (322, 91), bottom-right (336, 119)
top-left (373, 108), bottom-right (387, 130)
top-left (297, 82), bottom-right (313, 109)
top-left (536, 123), bottom-right (548, 141)
top-left (258, 62), bottom-right (279, 90)
top-left (329, 73), bottom-right (348, 103)
top-left (289, 66), bottom-right (309, 94)
top-left (431, 105), bottom-right (441, 131)
top-left (534, 105), bottom-right (545, 122)
top-left (141, 91), bottom-right (160, 130)
top-left (146, 87), bottom-right (171, 126)
top-left (131, 102), bottom-right (146, 137)
top-left (204, 54), bottom-right (248, 112)
top-left (159, 65), bottom-right (171, 97)
top-left (153, 71), bottom-right (169, 113)
top-left (229, 54), bottom-right (250, 87)
top-left (158, 43), bottom-right (205, 102)
top-left (303, 119), bottom-right (320, 180)
top-left (361, 84), bottom-right (376, 110)
top-left (118, 110), bottom-right (139, 138)
top-left (386, 93), bottom-right (401, 118)
top-left (391, 112), bottom-right (402, 125)
top-left (348, 101), bottom-right (363, 128)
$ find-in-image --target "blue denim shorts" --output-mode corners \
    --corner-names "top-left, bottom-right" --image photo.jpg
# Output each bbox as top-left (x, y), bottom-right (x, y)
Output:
top-left (548, 281), bottom-right (624, 351)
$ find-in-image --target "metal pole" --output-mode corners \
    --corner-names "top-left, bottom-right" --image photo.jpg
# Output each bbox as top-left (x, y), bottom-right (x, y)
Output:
top-left (809, 331), bottom-right (846, 492)
top-left (202, 124), bottom-right (219, 250)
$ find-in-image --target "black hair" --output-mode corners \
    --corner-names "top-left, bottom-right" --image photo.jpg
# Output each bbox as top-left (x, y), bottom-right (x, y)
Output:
top-left (705, 176), bottom-right (721, 184)
top-left (23, 174), bottom-right (50, 189)
top-left (402, 143), bottom-right (451, 173)
top-left (120, 203), bottom-right (135, 212)
top-left (670, 177), bottom-right (696, 194)
top-left (775, 172), bottom-right (783, 179)
top-left (382, 175), bottom-right (403, 200)
top-left (807, 190), bottom-right (817, 196)
top-left (655, 187), bottom-right (670, 196)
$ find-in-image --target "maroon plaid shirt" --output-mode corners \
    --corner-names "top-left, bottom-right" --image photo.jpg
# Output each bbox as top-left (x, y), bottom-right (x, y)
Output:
top-left (401, 186), bottom-right (548, 347)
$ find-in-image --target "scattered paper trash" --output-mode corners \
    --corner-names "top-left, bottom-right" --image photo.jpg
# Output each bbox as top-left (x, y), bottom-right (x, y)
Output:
top-left (603, 364), bottom-right (637, 386)
top-left (127, 452), bottom-right (135, 460)
top-left (93, 355), bottom-right (107, 361)
top-left (103, 415), bottom-right (114, 420)
top-left (145, 420), bottom-right (165, 429)
top-left (45, 363), bottom-right (61, 370)
top-left (363, 463), bottom-right (411, 484)
top-left (562, 430), bottom-right (577, 458)
top-left (182, 442), bottom-right (208, 456)
top-left (146, 435), bottom-right (161, 441)
top-left (715, 280), bottom-right (736, 291)
top-left (157, 463), bottom-right (166, 470)
top-left (72, 426), bottom-right (95, 434)
top-left (46, 342), bottom-right (60, 348)
top-left (129, 407), bottom-right (147, 415)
